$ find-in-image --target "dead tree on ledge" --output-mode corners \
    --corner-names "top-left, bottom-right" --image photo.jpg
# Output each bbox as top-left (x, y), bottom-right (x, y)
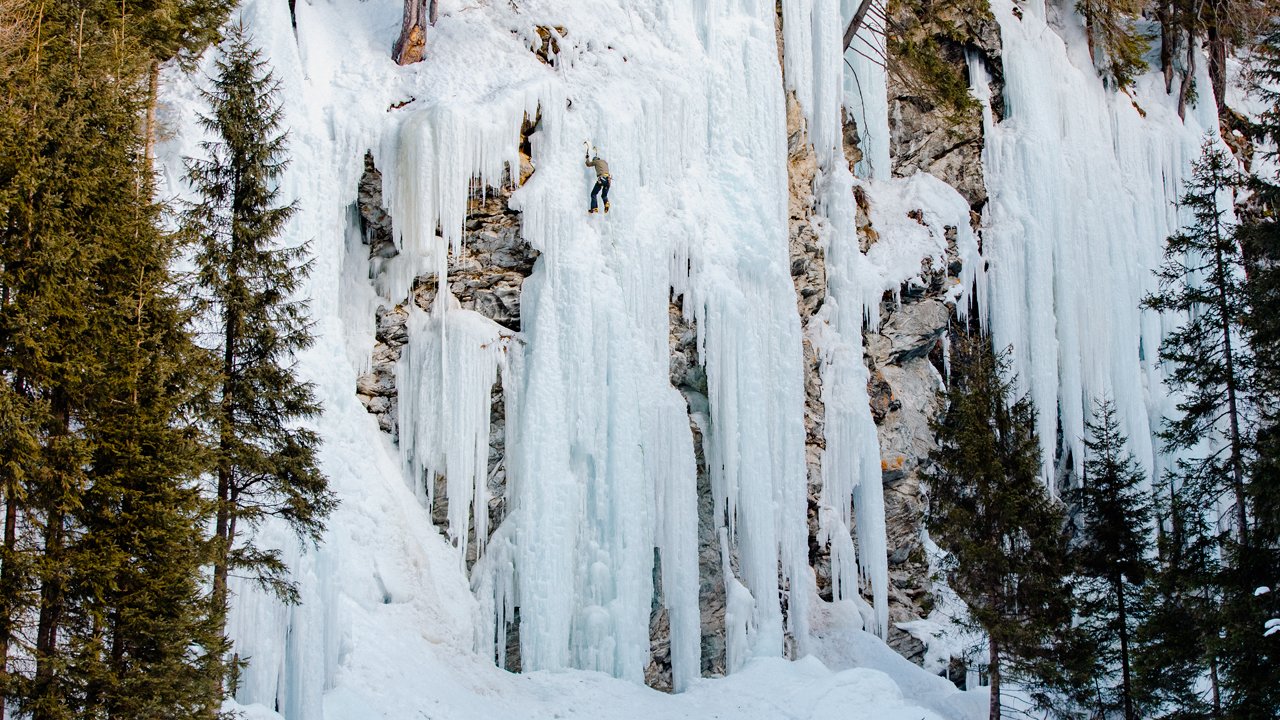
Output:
top-left (843, 0), bottom-right (876, 52)
top-left (393, 0), bottom-right (438, 65)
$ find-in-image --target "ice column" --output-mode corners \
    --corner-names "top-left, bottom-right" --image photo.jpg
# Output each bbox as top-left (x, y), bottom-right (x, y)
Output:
top-left (780, 0), bottom-right (891, 637)
top-left (480, 73), bottom-right (702, 686)
top-left (398, 300), bottom-right (512, 562)
top-left (380, 94), bottom-right (540, 301)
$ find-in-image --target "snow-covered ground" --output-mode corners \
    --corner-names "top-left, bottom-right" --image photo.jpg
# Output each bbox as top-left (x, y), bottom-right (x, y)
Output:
top-left (153, 0), bottom-right (1223, 717)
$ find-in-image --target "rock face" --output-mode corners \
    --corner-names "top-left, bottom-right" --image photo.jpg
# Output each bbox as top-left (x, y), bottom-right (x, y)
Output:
top-left (863, 272), bottom-right (954, 664)
top-left (664, 301), bottom-right (723, 684)
top-left (353, 149), bottom-right (536, 562)
top-left (885, 0), bottom-right (1003, 211)
top-left (408, 191), bottom-right (534, 332)
top-left (866, 1), bottom-right (1000, 665)
top-left (354, 146), bottom-right (535, 416)
top-left (354, 154), bottom-right (405, 437)
top-left (786, 89), bottom-right (827, 503)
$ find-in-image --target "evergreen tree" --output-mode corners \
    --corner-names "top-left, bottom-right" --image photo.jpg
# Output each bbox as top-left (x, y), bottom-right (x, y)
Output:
top-left (1077, 0), bottom-right (1150, 90)
top-left (1216, 30), bottom-right (1280, 716)
top-left (1244, 21), bottom-right (1280, 543)
top-left (1140, 137), bottom-right (1275, 718)
top-left (0, 15), bottom-right (147, 716)
top-left (69, 196), bottom-right (225, 719)
top-left (0, 2), bottom-right (230, 717)
top-left (1143, 139), bottom-right (1251, 546)
top-left (1154, 0), bottom-right (1280, 117)
top-left (1250, 20), bottom-right (1280, 162)
top-left (925, 331), bottom-right (1072, 720)
top-left (182, 23), bottom-right (336, 685)
top-left (1065, 398), bottom-right (1153, 720)
top-left (1133, 470), bottom-right (1222, 718)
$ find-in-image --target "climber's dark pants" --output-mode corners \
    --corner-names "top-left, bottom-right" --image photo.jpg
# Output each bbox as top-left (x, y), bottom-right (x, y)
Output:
top-left (590, 175), bottom-right (611, 211)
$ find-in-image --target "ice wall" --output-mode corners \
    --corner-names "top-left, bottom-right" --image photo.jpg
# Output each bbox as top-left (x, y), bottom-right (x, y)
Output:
top-left (778, 0), bottom-right (892, 638)
top-left (397, 301), bottom-right (514, 562)
top-left (368, 0), bottom-right (854, 690)
top-left (978, 0), bottom-right (1222, 488)
top-left (369, 0), bottom-right (906, 686)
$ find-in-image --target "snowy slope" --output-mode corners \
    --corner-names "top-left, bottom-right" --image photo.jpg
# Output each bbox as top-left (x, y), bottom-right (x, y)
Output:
top-left (152, 0), bottom-right (1224, 717)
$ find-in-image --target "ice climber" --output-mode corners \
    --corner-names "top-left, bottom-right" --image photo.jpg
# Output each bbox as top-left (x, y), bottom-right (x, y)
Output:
top-left (586, 149), bottom-right (610, 214)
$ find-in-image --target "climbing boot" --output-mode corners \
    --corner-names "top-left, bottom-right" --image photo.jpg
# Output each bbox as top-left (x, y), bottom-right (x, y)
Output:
top-left (589, 206), bottom-right (600, 214)
top-left (604, 201), bottom-right (611, 213)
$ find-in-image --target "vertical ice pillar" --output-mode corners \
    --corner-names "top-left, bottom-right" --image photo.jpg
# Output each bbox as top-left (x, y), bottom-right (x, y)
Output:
top-left (397, 302), bottom-right (510, 563)
top-left (779, 0), bottom-right (890, 637)
top-left (690, 0), bottom-right (814, 664)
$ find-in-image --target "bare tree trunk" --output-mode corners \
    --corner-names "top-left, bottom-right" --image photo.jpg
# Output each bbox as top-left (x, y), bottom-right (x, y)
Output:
top-left (1159, 0), bottom-right (1174, 93)
top-left (1178, 31), bottom-right (1196, 120)
top-left (1116, 574), bottom-right (1135, 720)
top-left (33, 403), bottom-right (69, 720)
top-left (1207, 24), bottom-right (1227, 114)
top-left (1207, 582), bottom-right (1222, 718)
top-left (0, 483), bottom-right (17, 720)
top-left (842, 0), bottom-right (874, 52)
top-left (32, 510), bottom-right (64, 720)
top-left (989, 636), bottom-right (1001, 720)
top-left (393, 0), bottom-right (437, 66)
top-left (1082, 3), bottom-right (1096, 67)
top-left (143, 60), bottom-right (159, 175)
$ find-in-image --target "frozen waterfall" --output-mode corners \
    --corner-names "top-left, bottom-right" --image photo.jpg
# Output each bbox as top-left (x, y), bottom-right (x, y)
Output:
top-left (147, 0), bottom-right (1229, 716)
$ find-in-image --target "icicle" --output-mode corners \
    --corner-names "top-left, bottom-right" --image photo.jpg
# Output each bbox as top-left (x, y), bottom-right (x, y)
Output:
top-left (647, 386), bottom-right (701, 691)
top-left (379, 88), bottom-right (546, 301)
top-left (779, 0), bottom-right (892, 638)
top-left (397, 300), bottom-right (510, 564)
top-left (978, 0), bottom-right (1217, 486)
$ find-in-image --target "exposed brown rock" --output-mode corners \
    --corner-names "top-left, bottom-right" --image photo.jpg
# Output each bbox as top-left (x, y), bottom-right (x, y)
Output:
top-left (392, 0), bottom-right (436, 65)
top-left (885, 0), bottom-right (1003, 212)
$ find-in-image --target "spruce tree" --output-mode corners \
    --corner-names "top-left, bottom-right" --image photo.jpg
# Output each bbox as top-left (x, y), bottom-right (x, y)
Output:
top-left (0, 19), bottom-right (139, 718)
top-left (1076, 0), bottom-right (1150, 90)
top-left (1243, 20), bottom-right (1280, 545)
top-left (1250, 21), bottom-right (1280, 162)
top-left (1065, 398), bottom-right (1153, 720)
top-left (0, 1), bottom-right (230, 716)
top-left (1215, 31), bottom-right (1280, 716)
top-left (70, 194), bottom-right (225, 718)
top-left (1133, 471), bottom-right (1222, 718)
top-left (182, 23), bottom-right (336, 685)
top-left (1141, 138), bottom-right (1271, 718)
top-left (925, 331), bottom-right (1072, 720)
top-left (1143, 139), bottom-right (1251, 546)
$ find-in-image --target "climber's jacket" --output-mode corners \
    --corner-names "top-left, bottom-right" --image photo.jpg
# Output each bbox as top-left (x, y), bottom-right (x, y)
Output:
top-left (586, 155), bottom-right (610, 178)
